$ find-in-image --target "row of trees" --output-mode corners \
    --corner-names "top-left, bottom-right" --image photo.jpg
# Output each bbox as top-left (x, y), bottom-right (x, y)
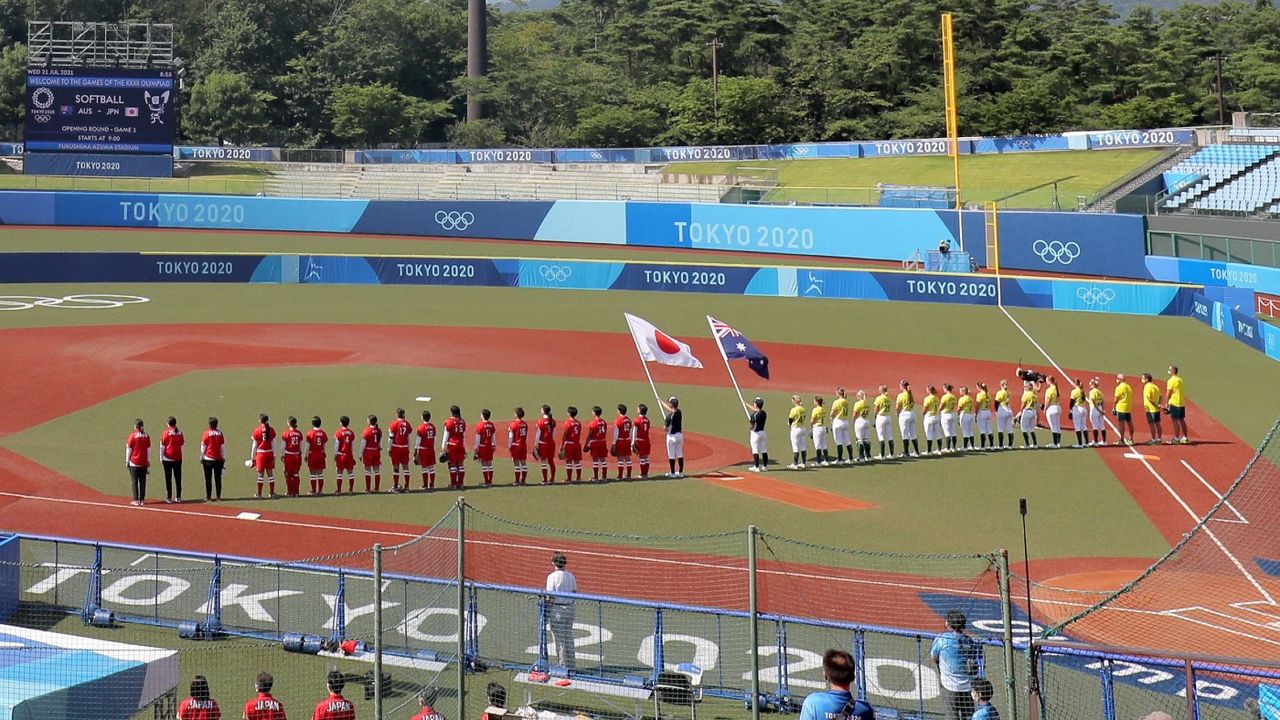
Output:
top-left (0, 0), bottom-right (1278, 148)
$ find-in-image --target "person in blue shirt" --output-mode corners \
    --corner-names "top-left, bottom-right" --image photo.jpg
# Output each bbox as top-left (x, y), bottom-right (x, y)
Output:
top-left (798, 649), bottom-right (874, 720)
top-left (970, 678), bottom-right (999, 720)
top-left (930, 610), bottom-right (981, 720)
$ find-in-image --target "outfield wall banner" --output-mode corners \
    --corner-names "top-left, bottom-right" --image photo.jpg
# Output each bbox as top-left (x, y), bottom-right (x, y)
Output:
top-left (1146, 256), bottom-right (1280, 296)
top-left (0, 142), bottom-right (22, 156)
top-left (174, 146), bottom-right (280, 162)
top-left (0, 253), bottom-right (268, 283)
top-left (1190, 292), bottom-right (1212, 325)
top-left (0, 535), bottom-right (17, 623)
top-left (23, 152), bottom-right (173, 178)
top-left (350, 200), bottom-right (560, 240)
top-left (1086, 129), bottom-right (1195, 149)
top-left (858, 138), bottom-right (969, 157)
top-left (1230, 308), bottom-right (1266, 353)
top-left (995, 211), bottom-right (1149, 278)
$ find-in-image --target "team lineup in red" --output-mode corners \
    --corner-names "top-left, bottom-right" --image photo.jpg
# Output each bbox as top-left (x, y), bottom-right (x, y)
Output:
top-left (124, 402), bottom-right (669, 503)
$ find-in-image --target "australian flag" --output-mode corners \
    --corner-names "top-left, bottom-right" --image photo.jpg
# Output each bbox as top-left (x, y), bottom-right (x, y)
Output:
top-left (709, 316), bottom-right (770, 379)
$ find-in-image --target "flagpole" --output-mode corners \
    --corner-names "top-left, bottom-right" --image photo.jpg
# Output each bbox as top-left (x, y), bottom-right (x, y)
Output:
top-left (708, 315), bottom-right (751, 419)
top-left (626, 313), bottom-right (667, 415)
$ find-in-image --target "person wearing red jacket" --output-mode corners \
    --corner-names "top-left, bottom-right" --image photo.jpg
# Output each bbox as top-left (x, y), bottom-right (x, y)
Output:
top-left (160, 416), bottom-right (185, 503)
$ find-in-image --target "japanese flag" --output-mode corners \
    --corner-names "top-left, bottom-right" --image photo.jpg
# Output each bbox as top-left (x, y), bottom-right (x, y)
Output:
top-left (624, 313), bottom-right (703, 369)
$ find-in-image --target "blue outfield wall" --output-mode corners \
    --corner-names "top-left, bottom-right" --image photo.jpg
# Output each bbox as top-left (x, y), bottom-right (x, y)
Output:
top-left (1147, 255), bottom-right (1280, 296)
top-left (0, 192), bottom-right (1153, 280)
top-left (1189, 289), bottom-right (1280, 362)
top-left (0, 251), bottom-right (1195, 317)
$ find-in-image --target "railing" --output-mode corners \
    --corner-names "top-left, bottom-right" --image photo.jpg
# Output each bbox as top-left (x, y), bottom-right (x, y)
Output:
top-left (1147, 230), bottom-right (1280, 268)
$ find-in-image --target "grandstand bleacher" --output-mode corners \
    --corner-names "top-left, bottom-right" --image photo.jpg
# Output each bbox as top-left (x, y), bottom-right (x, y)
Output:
top-left (263, 163), bottom-right (726, 202)
top-left (1161, 143), bottom-right (1280, 215)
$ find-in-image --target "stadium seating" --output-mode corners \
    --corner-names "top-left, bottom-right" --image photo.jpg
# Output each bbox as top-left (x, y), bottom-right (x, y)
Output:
top-left (263, 163), bottom-right (726, 202)
top-left (1162, 144), bottom-right (1280, 213)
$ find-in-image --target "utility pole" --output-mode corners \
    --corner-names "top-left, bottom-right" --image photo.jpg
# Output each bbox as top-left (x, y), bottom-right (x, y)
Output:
top-left (1216, 53), bottom-right (1226, 125)
top-left (708, 37), bottom-right (722, 131)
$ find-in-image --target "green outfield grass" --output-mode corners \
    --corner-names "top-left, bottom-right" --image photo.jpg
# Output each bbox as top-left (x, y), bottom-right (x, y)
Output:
top-left (664, 149), bottom-right (1165, 209)
top-left (0, 227), bottom-right (887, 269)
top-left (0, 162), bottom-right (272, 194)
top-left (4, 281), bottom-right (1276, 565)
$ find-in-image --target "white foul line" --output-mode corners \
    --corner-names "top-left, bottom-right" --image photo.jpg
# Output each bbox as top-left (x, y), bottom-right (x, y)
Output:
top-left (1180, 459), bottom-right (1248, 524)
top-left (998, 305), bottom-right (1275, 605)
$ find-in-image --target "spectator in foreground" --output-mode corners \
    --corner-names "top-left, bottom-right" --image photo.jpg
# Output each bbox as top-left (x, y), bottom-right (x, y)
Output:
top-left (798, 649), bottom-right (874, 720)
top-left (311, 670), bottom-right (354, 720)
top-left (410, 687), bottom-right (444, 720)
top-left (970, 678), bottom-right (998, 720)
top-left (242, 672), bottom-right (285, 720)
top-left (931, 610), bottom-right (981, 720)
top-left (178, 675), bottom-right (221, 720)
top-left (479, 682), bottom-right (508, 720)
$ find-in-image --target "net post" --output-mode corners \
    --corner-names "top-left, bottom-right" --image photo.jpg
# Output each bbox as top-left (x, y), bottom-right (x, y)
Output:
top-left (373, 543), bottom-right (383, 720)
top-left (456, 497), bottom-right (467, 719)
top-left (997, 549), bottom-right (1019, 720)
top-left (748, 524), bottom-right (760, 720)
top-left (1184, 659), bottom-right (1198, 720)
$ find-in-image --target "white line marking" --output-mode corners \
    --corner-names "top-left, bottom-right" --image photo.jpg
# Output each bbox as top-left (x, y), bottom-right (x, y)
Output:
top-left (0, 491), bottom-right (420, 539)
top-left (999, 305), bottom-right (1276, 605)
top-left (1180, 459), bottom-right (1248, 524)
top-left (130, 553), bottom-right (154, 566)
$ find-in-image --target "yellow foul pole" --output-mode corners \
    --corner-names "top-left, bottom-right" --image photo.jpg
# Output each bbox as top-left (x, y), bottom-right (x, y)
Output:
top-left (942, 12), bottom-right (963, 251)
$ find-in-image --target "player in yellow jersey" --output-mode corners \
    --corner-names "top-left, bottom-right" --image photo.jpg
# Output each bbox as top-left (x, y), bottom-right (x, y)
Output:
top-left (1166, 365), bottom-right (1188, 444)
top-left (896, 380), bottom-right (920, 458)
top-left (1044, 376), bottom-right (1062, 448)
top-left (975, 382), bottom-right (993, 449)
top-left (940, 384), bottom-right (959, 453)
top-left (873, 385), bottom-right (895, 459)
top-left (922, 386), bottom-right (942, 456)
top-left (1019, 381), bottom-right (1039, 448)
top-left (810, 396), bottom-right (831, 466)
top-left (1068, 378), bottom-right (1087, 448)
top-left (830, 388), bottom-right (852, 464)
top-left (1113, 373), bottom-right (1134, 445)
top-left (994, 379), bottom-right (1014, 449)
top-left (852, 390), bottom-right (872, 462)
top-left (1087, 377), bottom-right (1107, 446)
top-left (1141, 373), bottom-right (1164, 445)
top-left (957, 386), bottom-right (975, 451)
top-left (787, 395), bottom-right (809, 469)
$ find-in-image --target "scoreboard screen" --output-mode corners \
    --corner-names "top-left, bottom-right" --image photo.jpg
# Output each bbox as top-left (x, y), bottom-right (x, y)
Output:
top-left (25, 67), bottom-right (176, 154)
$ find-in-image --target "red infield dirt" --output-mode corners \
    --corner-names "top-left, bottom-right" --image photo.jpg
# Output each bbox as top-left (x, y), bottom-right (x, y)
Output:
top-left (0, 322), bottom-right (1266, 649)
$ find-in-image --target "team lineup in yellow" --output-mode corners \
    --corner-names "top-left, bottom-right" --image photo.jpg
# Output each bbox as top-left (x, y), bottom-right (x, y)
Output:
top-left (779, 366), bottom-right (1189, 467)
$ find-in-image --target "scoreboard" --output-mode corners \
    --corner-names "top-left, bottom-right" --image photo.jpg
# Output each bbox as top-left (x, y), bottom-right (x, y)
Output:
top-left (25, 67), bottom-right (176, 154)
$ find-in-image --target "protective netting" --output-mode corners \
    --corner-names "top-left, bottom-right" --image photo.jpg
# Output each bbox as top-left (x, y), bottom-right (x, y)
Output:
top-left (1045, 417), bottom-right (1280, 661)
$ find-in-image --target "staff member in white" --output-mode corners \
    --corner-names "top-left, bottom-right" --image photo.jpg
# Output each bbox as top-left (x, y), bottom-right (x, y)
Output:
top-left (544, 552), bottom-right (577, 674)
top-left (659, 397), bottom-right (685, 478)
top-left (745, 397), bottom-right (769, 472)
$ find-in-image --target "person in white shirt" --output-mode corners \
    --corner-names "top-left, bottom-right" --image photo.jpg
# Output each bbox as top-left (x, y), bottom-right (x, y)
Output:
top-left (544, 552), bottom-right (578, 673)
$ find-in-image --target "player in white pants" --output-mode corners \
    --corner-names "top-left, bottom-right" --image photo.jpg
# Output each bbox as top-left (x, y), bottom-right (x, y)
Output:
top-left (975, 382), bottom-right (994, 450)
top-left (831, 387), bottom-right (852, 464)
top-left (958, 385), bottom-right (976, 451)
top-left (810, 396), bottom-right (831, 466)
top-left (873, 385), bottom-right (895, 459)
top-left (1069, 378), bottom-right (1088, 448)
top-left (787, 395), bottom-right (808, 469)
top-left (1044, 376), bottom-right (1063, 448)
top-left (995, 379), bottom-right (1015, 449)
top-left (1019, 380), bottom-right (1039, 448)
top-left (940, 383), bottom-right (959, 453)
top-left (852, 390), bottom-right (872, 462)
top-left (922, 386), bottom-right (942, 456)
top-left (896, 380), bottom-right (920, 458)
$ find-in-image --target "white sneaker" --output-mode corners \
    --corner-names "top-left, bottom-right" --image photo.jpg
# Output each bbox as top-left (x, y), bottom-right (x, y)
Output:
top-left (874, 454), bottom-right (884, 460)
top-left (911, 452), bottom-right (920, 458)
top-left (787, 463), bottom-right (798, 470)
top-left (820, 461), bottom-right (830, 467)
top-left (748, 466), bottom-right (761, 472)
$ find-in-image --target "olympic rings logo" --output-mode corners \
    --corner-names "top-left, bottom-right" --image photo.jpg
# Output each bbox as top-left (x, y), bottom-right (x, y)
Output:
top-left (538, 265), bottom-right (572, 282)
top-left (434, 210), bottom-right (475, 231)
top-left (0, 294), bottom-right (151, 311)
top-left (1075, 287), bottom-right (1115, 306)
top-left (1032, 239), bottom-right (1082, 265)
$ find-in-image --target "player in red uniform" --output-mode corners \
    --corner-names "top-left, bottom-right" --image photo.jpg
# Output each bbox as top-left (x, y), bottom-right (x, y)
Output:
top-left (442, 405), bottom-right (468, 488)
top-left (311, 671), bottom-right (355, 720)
top-left (415, 410), bottom-right (438, 489)
top-left (586, 406), bottom-right (609, 482)
top-left (281, 417), bottom-right (304, 497)
top-left (125, 418), bottom-right (150, 506)
top-left (533, 405), bottom-right (557, 485)
top-left (632, 404), bottom-right (654, 480)
top-left (409, 688), bottom-right (444, 720)
top-left (160, 416), bottom-right (185, 503)
top-left (388, 408), bottom-right (412, 493)
top-left (561, 406), bottom-right (583, 483)
top-left (243, 672), bottom-right (285, 720)
top-left (249, 414), bottom-right (278, 499)
top-left (474, 408), bottom-right (497, 486)
top-left (305, 416), bottom-right (328, 495)
top-left (361, 415), bottom-right (383, 493)
top-left (177, 675), bottom-right (220, 720)
top-left (508, 407), bottom-right (529, 485)
top-left (333, 415), bottom-right (356, 494)
top-left (200, 416), bottom-right (226, 502)
top-left (612, 404), bottom-right (634, 480)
